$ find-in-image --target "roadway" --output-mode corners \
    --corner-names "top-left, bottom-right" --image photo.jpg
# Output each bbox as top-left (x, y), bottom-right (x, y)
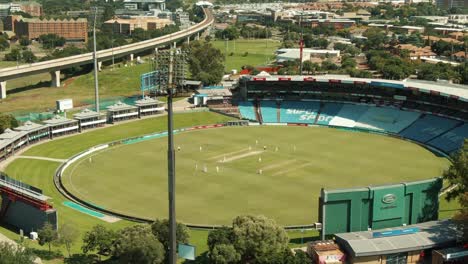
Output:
top-left (0, 8), bottom-right (214, 98)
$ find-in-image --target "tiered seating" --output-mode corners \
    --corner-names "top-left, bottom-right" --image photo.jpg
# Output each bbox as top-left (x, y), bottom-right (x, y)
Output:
top-left (329, 104), bottom-right (369, 128)
top-left (260, 101), bottom-right (278, 123)
top-left (427, 123), bottom-right (468, 154)
top-left (238, 101), bottom-right (257, 121)
top-left (279, 101), bottom-right (320, 124)
top-left (399, 115), bottom-right (461, 143)
top-left (354, 107), bottom-right (421, 133)
top-left (316, 103), bottom-right (343, 126)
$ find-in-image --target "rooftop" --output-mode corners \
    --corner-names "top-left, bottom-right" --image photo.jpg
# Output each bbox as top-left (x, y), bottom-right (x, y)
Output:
top-left (0, 128), bottom-right (24, 140)
top-left (134, 96), bottom-right (163, 106)
top-left (73, 109), bottom-right (103, 119)
top-left (43, 115), bottom-right (76, 125)
top-left (107, 101), bottom-right (137, 111)
top-left (335, 220), bottom-right (459, 257)
top-left (14, 121), bottom-right (46, 132)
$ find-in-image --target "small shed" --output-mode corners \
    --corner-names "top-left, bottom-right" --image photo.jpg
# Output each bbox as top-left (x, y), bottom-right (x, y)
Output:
top-left (73, 109), bottom-right (106, 132)
top-left (134, 96), bottom-right (165, 117)
top-left (106, 101), bottom-right (138, 124)
top-left (43, 115), bottom-right (79, 139)
top-left (14, 121), bottom-right (49, 144)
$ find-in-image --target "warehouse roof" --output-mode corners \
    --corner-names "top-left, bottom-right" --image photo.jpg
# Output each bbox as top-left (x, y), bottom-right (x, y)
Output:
top-left (335, 220), bottom-right (459, 257)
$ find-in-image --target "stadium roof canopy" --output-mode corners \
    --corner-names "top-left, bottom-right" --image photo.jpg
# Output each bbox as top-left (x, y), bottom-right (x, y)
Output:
top-left (244, 74), bottom-right (468, 101)
top-left (335, 220), bottom-right (459, 257)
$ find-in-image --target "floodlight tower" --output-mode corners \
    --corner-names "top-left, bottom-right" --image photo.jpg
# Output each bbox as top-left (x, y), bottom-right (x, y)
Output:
top-left (154, 49), bottom-right (187, 264)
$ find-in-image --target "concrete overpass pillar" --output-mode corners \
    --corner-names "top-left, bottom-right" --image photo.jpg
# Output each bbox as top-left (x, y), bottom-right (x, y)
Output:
top-left (0, 81), bottom-right (6, 99)
top-left (154, 47), bottom-right (158, 53)
top-left (130, 53), bottom-right (134, 61)
top-left (196, 32), bottom-right (200, 40)
top-left (186, 37), bottom-right (190, 45)
top-left (50, 70), bottom-right (60, 87)
top-left (173, 42), bottom-right (177, 49)
top-left (98, 61), bottom-right (102, 71)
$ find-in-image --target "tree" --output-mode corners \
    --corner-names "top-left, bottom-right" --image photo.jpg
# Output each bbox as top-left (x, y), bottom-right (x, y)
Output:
top-left (232, 215), bottom-right (289, 263)
top-left (82, 224), bottom-right (117, 259)
top-left (302, 61), bottom-right (318, 74)
top-left (151, 219), bottom-right (189, 252)
top-left (57, 223), bottom-right (79, 257)
top-left (4, 48), bottom-right (21, 62)
top-left (187, 41), bottom-right (225, 85)
top-left (38, 222), bottom-right (58, 253)
top-left (207, 226), bottom-right (235, 252)
top-left (0, 242), bottom-right (36, 264)
top-left (0, 35), bottom-right (9, 51)
top-left (0, 114), bottom-right (18, 133)
top-left (443, 140), bottom-right (468, 241)
top-left (19, 36), bottom-right (30, 47)
top-left (209, 244), bottom-right (241, 264)
top-left (216, 26), bottom-right (240, 40)
top-left (114, 225), bottom-right (165, 264)
top-left (39, 34), bottom-right (66, 49)
top-left (22, 50), bottom-right (37, 63)
top-left (363, 28), bottom-right (388, 50)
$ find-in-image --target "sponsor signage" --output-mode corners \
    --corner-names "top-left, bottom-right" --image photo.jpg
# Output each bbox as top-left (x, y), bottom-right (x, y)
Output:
top-left (372, 227), bottom-right (420, 238)
top-left (372, 186), bottom-right (405, 221)
top-left (56, 99), bottom-right (73, 111)
top-left (382, 194), bottom-right (396, 204)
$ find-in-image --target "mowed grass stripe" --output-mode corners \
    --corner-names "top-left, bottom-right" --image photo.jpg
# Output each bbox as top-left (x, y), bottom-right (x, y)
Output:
top-left (63, 126), bottom-right (449, 225)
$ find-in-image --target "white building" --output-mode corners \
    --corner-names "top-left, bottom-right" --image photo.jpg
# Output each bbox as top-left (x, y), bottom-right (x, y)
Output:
top-left (276, 48), bottom-right (340, 62)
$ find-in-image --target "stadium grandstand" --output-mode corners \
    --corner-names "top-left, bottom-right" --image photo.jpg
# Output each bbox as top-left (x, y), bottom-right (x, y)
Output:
top-left (236, 75), bottom-right (468, 155)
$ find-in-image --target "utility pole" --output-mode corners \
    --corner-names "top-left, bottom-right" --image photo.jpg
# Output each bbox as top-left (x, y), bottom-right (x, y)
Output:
top-left (299, 12), bottom-right (304, 75)
top-left (92, 6), bottom-right (100, 113)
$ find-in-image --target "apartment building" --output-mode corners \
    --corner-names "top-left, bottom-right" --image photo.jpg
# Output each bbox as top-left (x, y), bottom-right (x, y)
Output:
top-left (14, 18), bottom-right (88, 42)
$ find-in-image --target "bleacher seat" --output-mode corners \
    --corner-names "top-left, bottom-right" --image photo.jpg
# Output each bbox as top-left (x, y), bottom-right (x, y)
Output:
top-left (329, 104), bottom-right (369, 128)
top-left (238, 101), bottom-right (257, 121)
top-left (399, 115), bottom-right (461, 143)
top-left (354, 107), bottom-right (421, 133)
top-left (260, 101), bottom-right (278, 123)
top-left (280, 101), bottom-right (320, 124)
top-left (427, 123), bottom-right (468, 154)
top-left (316, 103), bottom-right (343, 126)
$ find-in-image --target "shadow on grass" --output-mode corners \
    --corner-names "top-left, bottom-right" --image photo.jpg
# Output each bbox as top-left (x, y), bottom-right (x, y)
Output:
top-left (7, 80), bottom-right (52, 95)
top-left (182, 252), bottom-right (210, 264)
top-left (64, 253), bottom-right (99, 264)
top-left (31, 248), bottom-right (63, 260)
top-left (289, 235), bottom-right (321, 246)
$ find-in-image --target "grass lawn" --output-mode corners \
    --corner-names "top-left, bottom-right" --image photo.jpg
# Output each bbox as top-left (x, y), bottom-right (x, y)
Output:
top-left (62, 126), bottom-right (449, 225)
top-left (211, 39), bottom-right (281, 72)
top-left (0, 61), bottom-right (153, 114)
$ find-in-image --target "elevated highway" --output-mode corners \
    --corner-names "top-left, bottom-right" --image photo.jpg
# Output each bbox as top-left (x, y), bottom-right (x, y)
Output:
top-left (0, 8), bottom-right (214, 99)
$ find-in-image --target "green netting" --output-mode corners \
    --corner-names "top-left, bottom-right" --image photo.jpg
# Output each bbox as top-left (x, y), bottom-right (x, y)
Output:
top-left (14, 112), bottom-right (58, 123)
top-left (80, 96), bottom-right (142, 111)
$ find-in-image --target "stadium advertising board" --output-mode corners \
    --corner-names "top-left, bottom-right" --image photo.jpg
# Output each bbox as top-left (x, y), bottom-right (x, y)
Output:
top-left (319, 178), bottom-right (442, 237)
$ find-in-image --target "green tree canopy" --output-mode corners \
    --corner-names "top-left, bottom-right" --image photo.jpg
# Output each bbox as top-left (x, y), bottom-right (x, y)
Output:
top-left (0, 114), bottom-right (18, 133)
top-left (39, 34), bottom-right (66, 49)
top-left (57, 223), bottom-right (79, 257)
top-left (114, 225), bottom-right (165, 264)
top-left (232, 215), bottom-right (289, 263)
top-left (151, 219), bottom-right (189, 252)
top-left (187, 41), bottom-right (225, 85)
top-left (0, 242), bottom-right (36, 264)
top-left (209, 244), bottom-right (241, 264)
top-left (38, 222), bottom-right (58, 253)
top-left (443, 140), bottom-right (468, 241)
top-left (82, 224), bottom-right (117, 258)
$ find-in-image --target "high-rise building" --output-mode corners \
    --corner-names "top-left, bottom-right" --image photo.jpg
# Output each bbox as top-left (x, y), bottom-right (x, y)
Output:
top-left (0, 4), bottom-right (10, 19)
top-left (14, 18), bottom-right (88, 42)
